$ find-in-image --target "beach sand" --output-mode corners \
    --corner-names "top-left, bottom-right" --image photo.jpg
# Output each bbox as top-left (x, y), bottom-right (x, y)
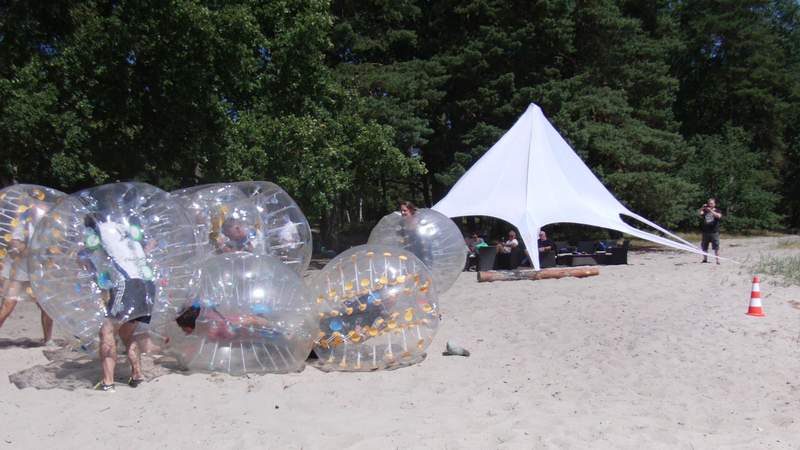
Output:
top-left (1, 236), bottom-right (799, 449)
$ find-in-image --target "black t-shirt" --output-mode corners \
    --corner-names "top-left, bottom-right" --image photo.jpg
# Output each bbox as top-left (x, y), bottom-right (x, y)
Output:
top-left (701, 209), bottom-right (721, 234)
top-left (537, 239), bottom-right (556, 253)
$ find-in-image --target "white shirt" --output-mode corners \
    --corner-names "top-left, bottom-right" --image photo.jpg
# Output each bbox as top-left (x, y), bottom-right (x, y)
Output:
top-left (500, 238), bottom-right (518, 254)
top-left (97, 220), bottom-right (148, 279)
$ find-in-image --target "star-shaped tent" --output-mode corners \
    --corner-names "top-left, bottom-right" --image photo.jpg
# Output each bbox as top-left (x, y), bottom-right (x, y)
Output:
top-left (433, 103), bottom-right (705, 270)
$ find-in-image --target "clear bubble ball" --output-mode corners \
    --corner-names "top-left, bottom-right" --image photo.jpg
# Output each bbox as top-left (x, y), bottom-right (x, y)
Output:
top-left (28, 182), bottom-right (198, 349)
top-left (368, 208), bottom-right (467, 294)
top-left (161, 252), bottom-right (317, 375)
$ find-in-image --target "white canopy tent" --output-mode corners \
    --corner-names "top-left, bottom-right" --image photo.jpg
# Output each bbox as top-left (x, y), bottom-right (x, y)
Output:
top-left (433, 103), bottom-right (710, 270)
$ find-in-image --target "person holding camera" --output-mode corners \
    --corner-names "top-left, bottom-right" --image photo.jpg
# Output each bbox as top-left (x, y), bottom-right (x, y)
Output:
top-left (698, 198), bottom-right (723, 264)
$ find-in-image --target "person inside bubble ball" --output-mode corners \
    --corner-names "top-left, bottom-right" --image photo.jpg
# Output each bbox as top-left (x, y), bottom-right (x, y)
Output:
top-left (0, 206), bottom-right (55, 345)
top-left (84, 214), bottom-right (156, 392)
top-left (214, 218), bottom-right (256, 254)
top-left (397, 200), bottom-right (431, 262)
top-left (399, 200), bottom-right (417, 218)
top-left (278, 215), bottom-right (300, 249)
top-left (174, 302), bottom-right (276, 341)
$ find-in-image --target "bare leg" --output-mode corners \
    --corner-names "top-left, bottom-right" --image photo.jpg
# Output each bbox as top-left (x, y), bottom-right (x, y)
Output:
top-left (0, 298), bottom-right (18, 329)
top-left (0, 279), bottom-right (23, 330)
top-left (715, 249), bottom-right (720, 264)
top-left (36, 302), bottom-right (54, 343)
top-left (138, 333), bottom-right (159, 355)
top-left (119, 321), bottom-right (142, 381)
top-left (99, 320), bottom-right (117, 385)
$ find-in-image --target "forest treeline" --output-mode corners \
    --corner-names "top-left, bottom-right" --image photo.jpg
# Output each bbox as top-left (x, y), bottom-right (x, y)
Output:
top-left (1, 0), bottom-right (799, 243)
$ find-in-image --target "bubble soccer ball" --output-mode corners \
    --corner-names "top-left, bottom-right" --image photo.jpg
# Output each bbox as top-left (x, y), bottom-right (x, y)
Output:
top-left (171, 183), bottom-right (264, 256)
top-left (28, 182), bottom-right (198, 349)
top-left (0, 184), bottom-right (65, 287)
top-left (368, 208), bottom-right (467, 294)
top-left (159, 252), bottom-right (316, 375)
top-left (235, 181), bottom-right (312, 274)
top-left (309, 245), bottom-right (440, 371)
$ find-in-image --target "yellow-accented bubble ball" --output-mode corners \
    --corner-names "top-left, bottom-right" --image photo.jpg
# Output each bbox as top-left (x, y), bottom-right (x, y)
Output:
top-left (0, 184), bottom-right (65, 287)
top-left (159, 252), bottom-right (316, 375)
top-left (308, 245), bottom-right (440, 371)
top-left (368, 208), bottom-right (467, 294)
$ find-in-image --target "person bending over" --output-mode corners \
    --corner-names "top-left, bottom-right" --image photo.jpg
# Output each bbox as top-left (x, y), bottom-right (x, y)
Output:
top-left (85, 214), bottom-right (155, 392)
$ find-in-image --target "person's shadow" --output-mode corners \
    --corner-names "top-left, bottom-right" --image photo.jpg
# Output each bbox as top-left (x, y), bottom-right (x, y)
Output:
top-left (0, 337), bottom-right (48, 349)
top-left (8, 345), bottom-right (172, 390)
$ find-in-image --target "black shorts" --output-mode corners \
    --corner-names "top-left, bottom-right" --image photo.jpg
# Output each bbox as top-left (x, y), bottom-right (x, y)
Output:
top-left (107, 278), bottom-right (155, 323)
top-left (701, 232), bottom-right (720, 251)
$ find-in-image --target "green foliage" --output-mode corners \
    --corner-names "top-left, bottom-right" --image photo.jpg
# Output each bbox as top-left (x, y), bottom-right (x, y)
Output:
top-left (1, 0), bottom-right (799, 242)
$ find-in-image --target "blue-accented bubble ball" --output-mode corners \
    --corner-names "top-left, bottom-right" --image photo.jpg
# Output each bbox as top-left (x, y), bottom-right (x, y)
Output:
top-left (161, 252), bottom-right (316, 375)
top-left (234, 181), bottom-right (312, 274)
top-left (171, 183), bottom-right (264, 256)
top-left (368, 208), bottom-right (467, 294)
top-left (28, 182), bottom-right (198, 349)
top-left (309, 245), bottom-right (440, 372)
top-left (0, 184), bottom-right (65, 287)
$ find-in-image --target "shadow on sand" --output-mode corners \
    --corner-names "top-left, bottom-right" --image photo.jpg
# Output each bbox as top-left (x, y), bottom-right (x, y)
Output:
top-left (0, 337), bottom-right (48, 349)
top-left (8, 346), bottom-right (174, 390)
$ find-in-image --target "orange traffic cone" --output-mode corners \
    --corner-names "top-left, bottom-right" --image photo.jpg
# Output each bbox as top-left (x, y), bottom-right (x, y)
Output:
top-left (746, 275), bottom-right (765, 317)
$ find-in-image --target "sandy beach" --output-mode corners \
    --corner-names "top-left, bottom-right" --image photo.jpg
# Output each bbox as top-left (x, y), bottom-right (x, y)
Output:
top-left (1, 236), bottom-right (799, 449)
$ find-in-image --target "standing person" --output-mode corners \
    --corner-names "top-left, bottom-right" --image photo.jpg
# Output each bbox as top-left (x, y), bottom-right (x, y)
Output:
top-left (84, 215), bottom-right (155, 392)
top-left (0, 210), bottom-right (54, 345)
top-left (698, 198), bottom-right (723, 264)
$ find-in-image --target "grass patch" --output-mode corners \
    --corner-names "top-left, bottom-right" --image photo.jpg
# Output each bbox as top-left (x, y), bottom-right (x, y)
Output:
top-left (775, 238), bottom-right (800, 249)
top-left (754, 254), bottom-right (800, 285)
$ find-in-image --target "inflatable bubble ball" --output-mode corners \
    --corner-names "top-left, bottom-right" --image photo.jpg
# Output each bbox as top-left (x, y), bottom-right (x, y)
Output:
top-left (234, 181), bottom-right (312, 274)
top-left (368, 208), bottom-right (467, 294)
top-left (0, 184), bottom-right (65, 287)
top-left (171, 183), bottom-right (264, 256)
top-left (159, 252), bottom-right (316, 375)
top-left (309, 245), bottom-right (440, 372)
top-left (28, 182), bottom-right (199, 349)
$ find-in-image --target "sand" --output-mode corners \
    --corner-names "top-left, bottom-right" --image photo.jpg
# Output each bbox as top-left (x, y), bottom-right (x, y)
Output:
top-left (1, 236), bottom-right (799, 449)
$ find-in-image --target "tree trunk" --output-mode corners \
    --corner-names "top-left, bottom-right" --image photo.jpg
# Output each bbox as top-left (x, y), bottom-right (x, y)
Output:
top-left (477, 267), bottom-right (600, 282)
top-left (422, 173), bottom-right (432, 207)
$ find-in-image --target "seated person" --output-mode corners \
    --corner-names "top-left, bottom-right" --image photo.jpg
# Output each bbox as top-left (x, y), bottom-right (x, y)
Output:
top-left (495, 230), bottom-right (519, 255)
top-left (466, 232), bottom-right (485, 253)
top-left (537, 231), bottom-right (556, 253)
top-left (464, 231), bottom-right (486, 270)
top-left (494, 230), bottom-right (520, 269)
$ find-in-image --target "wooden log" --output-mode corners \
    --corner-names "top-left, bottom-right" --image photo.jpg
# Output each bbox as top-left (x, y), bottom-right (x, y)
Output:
top-left (477, 267), bottom-right (600, 282)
